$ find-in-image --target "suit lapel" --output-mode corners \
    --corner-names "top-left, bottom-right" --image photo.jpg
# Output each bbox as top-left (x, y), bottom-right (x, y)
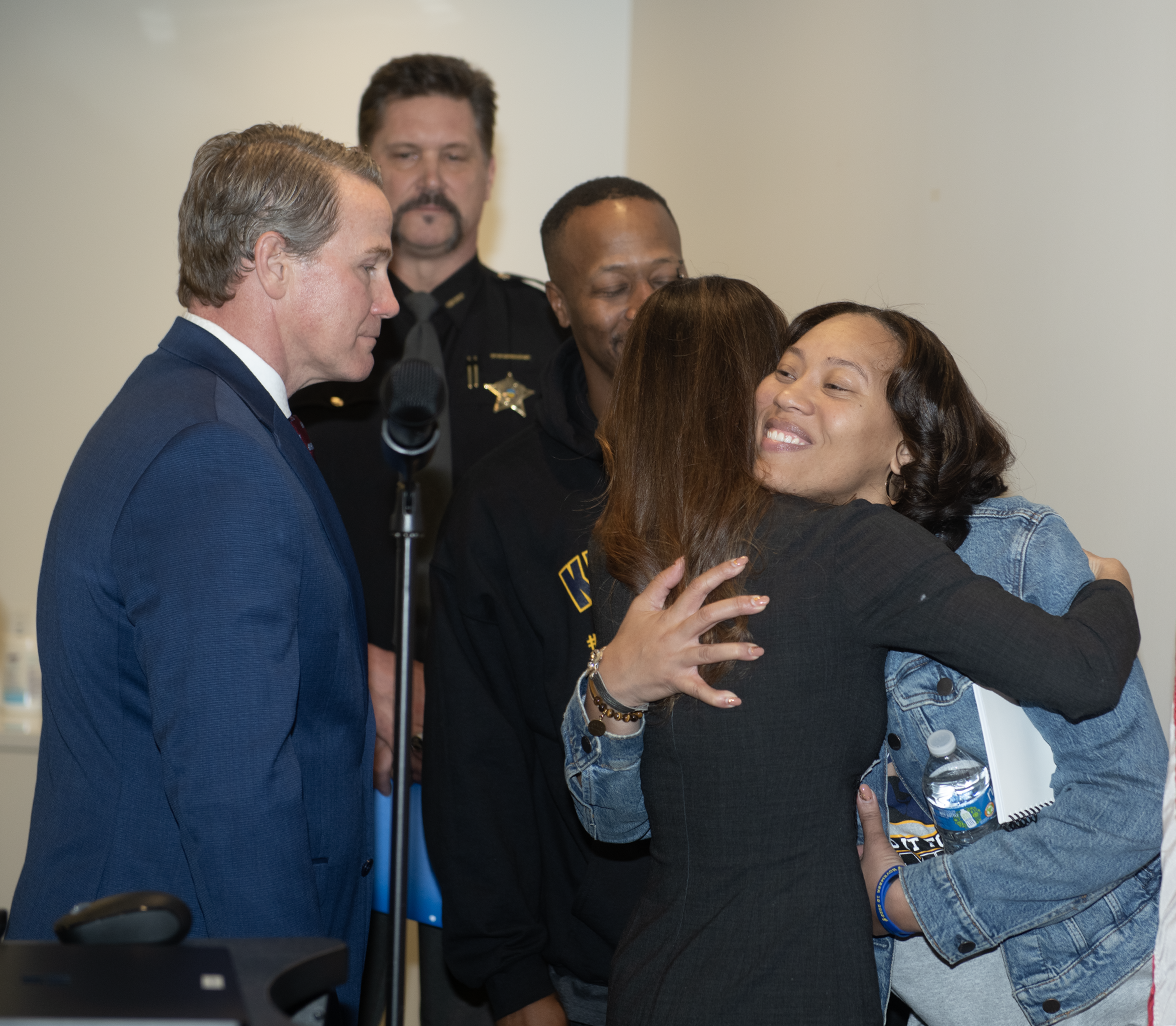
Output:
top-left (159, 318), bottom-right (369, 650)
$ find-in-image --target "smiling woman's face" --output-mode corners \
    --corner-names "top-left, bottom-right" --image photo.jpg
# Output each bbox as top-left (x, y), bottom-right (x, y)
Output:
top-left (754, 313), bottom-right (908, 505)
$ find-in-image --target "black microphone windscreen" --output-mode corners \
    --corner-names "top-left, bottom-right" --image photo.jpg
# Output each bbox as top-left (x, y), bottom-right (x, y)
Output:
top-left (380, 359), bottom-right (446, 451)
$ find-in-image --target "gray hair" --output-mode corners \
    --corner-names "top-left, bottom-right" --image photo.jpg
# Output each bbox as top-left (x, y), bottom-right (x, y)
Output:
top-left (177, 123), bottom-right (382, 308)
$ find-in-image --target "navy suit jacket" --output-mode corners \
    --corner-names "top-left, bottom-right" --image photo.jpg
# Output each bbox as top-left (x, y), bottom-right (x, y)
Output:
top-left (9, 318), bottom-right (376, 1018)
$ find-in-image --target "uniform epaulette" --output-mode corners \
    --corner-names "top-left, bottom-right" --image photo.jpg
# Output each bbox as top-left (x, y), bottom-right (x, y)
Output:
top-left (494, 270), bottom-right (547, 292)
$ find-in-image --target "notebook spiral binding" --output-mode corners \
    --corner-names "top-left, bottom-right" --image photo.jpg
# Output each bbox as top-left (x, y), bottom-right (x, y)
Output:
top-left (1001, 800), bottom-right (1054, 831)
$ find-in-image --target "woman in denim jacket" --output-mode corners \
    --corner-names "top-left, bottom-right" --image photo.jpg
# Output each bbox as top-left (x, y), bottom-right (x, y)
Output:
top-left (855, 498), bottom-right (1163, 1025)
top-left (563, 302), bottom-right (1161, 1025)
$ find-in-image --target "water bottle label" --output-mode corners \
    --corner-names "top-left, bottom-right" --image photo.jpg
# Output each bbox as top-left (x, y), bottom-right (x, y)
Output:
top-left (930, 784), bottom-right (996, 833)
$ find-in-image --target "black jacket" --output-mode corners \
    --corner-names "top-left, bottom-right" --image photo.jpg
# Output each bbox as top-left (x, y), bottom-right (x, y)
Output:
top-left (424, 339), bottom-right (650, 1018)
top-left (292, 256), bottom-right (563, 648)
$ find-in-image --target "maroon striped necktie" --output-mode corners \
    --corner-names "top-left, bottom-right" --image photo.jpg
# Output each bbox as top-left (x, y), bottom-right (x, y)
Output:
top-left (288, 413), bottom-right (315, 459)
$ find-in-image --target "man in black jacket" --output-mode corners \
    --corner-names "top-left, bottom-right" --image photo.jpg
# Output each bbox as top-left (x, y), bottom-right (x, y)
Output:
top-left (424, 178), bottom-right (685, 1026)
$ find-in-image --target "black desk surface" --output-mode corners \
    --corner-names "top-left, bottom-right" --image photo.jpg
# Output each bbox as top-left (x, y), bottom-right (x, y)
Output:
top-left (0, 936), bottom-right (348, 1025)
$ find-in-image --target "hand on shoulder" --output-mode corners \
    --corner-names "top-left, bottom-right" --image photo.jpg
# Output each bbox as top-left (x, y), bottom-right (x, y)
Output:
top-left (1084, 549), bottom-right (1133, 598)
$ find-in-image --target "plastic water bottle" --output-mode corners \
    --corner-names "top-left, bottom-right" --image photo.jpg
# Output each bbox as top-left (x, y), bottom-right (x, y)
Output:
top-left (922, 730), bottom-right (997, 853)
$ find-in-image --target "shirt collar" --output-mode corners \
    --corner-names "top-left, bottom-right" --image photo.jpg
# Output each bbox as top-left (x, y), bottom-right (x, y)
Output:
top-left (183, 311), bottom-right (291, 417)
top-left (390, 254), bottom-right (484, 330)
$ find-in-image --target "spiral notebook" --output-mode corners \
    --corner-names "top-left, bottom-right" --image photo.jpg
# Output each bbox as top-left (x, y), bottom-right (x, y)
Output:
top-left (971, 684), bottom-right (1056, 826)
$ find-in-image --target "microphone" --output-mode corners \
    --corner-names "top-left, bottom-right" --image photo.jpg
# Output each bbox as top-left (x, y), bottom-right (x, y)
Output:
top-left (380, 358), bottom-right (446, 478)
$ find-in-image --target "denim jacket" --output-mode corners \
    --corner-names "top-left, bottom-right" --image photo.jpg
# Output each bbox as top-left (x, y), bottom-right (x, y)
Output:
top-left (562, 498), bottom-right (1164, 1025)
top-left (564, 669), bottom-right (650, 844)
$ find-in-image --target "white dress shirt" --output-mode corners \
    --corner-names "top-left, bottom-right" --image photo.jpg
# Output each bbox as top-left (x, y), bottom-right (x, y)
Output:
top-left (183, 311), bottom-right (291, 418)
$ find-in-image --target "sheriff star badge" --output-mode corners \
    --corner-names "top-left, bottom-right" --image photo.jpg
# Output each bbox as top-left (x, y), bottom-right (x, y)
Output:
top-left (483, 372), bottom-right (535, 417)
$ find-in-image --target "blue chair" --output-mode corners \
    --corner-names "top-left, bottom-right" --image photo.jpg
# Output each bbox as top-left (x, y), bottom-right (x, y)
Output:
top-left (372, 784), bottom-right (442, 926)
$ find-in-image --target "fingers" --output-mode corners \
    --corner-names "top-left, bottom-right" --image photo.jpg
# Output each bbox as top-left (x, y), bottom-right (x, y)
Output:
top-left (676, 556), bottom-right (751, 616)
top-left (687, 677), bottom-right (743, 709)
top-left (412, 660), bottom-right (427, 730)
top-left (639, 557), bottom-right (687, 611)
top-left (374, 737), bottom-right (392, 796)
top-left (857, 783), bottom-right (903, 877)
top-left (367, 643), bottom-right (397, 690)
top-left (367, 643), bottom-right (397, 742)
top-left (857, 784), bottom-right (904, 936)
top-left (1084, 550), bottom-right (1134, 597)
top-left (1084, 548), bottom-right (1118, 576)
top-left (630, 556), bottom-right (768, 645)
top-left (857, 785), bottom-right (888, 843)
top-left (685, 594), bottom-right (770, 640)
top-left (609, 556), bottom-right (765, 711)
top-left (693, 642), bottom-right (765, 666)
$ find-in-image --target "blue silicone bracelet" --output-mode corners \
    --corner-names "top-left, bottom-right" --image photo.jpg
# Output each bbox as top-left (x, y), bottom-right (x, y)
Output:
top-left (875, 864), bottom-right (915, 939)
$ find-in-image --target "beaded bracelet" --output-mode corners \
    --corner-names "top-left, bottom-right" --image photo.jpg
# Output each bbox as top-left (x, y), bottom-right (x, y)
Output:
top-left (587, 674), bottom-right (645, 724)
top-left (875, 865), bottom-right (915, 939)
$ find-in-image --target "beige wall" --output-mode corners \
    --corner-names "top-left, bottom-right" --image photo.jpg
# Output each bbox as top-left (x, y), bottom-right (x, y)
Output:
top-left (2, 0), bottom-right (1171, 802)
top-left (0, 0), bottom-right (632, 634)
top-left (630, 0), bottom-right (1176, 723)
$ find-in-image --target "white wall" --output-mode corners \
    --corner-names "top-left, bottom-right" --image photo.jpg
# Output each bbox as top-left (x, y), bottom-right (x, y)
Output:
top-left (629, 0), bottom-right (1176, 723)
top-left (0, 0), bottom-right (632, 634)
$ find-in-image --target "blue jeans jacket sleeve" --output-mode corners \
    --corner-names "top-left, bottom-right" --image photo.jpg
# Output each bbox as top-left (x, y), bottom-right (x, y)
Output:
top-left (562, 672), bottom-right (650, 842)
top-left (888, 507), bottom-right (1165, 963)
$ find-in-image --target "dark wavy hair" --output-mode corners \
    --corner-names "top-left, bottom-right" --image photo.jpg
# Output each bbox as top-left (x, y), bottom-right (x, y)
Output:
top-left (785, 302), bottom-right (1012, 550)
top-left (358, 54), bottom-right (496, 156)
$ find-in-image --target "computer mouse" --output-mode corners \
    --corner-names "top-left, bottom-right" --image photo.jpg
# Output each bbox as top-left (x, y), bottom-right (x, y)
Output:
top-left (53, 891), bottom-right (192, 945)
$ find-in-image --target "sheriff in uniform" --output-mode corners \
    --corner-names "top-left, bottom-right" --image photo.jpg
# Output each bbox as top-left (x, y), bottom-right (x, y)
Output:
top-left (291, 52), bottom-right (563, 658)
top-left (289, 54), bottom-right (562, 1026)
top-left (293, 258), bottom-right (561, 652)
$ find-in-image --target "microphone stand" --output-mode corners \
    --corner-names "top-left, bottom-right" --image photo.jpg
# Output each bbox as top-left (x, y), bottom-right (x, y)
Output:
top-left (357, 360), bottom-right (443, 1026)
top-left (386, 468), bottom-right (422, 1026)
top-left (379, 409), bottom-right (438, 1026)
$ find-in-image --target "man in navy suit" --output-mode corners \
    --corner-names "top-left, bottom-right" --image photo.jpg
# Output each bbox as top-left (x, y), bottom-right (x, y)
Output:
top-left (7, 124), bottom-right (397, 1021)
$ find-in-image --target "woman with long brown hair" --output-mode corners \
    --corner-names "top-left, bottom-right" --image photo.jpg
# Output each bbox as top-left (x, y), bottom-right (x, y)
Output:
top-left (567, 277), bottom-right (1142, 1025)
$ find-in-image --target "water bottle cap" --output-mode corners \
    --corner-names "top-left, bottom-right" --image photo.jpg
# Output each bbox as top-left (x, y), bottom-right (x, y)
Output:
top-left (927, 729), bottom-right (957, 758)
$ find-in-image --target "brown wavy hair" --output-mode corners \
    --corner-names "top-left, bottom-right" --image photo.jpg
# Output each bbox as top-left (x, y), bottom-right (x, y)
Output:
top-left (595, 277), bottom-right (788, 678)
top-left (784, 302), bottom-right (1012, 550)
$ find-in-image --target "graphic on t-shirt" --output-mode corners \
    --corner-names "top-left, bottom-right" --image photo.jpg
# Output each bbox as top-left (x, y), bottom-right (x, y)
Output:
top-left (559, 550), bottom-right (592, 612)
top-left (887, 773), bottom-right (944, 864)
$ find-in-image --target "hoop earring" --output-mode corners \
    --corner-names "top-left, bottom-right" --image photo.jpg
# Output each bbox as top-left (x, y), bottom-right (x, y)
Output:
top-left (886, 470), bottom-right (905, 503)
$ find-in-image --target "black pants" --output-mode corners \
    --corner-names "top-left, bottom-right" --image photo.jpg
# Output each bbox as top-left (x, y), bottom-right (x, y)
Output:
top-left (417, 923), bottom-right (495, 1026)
